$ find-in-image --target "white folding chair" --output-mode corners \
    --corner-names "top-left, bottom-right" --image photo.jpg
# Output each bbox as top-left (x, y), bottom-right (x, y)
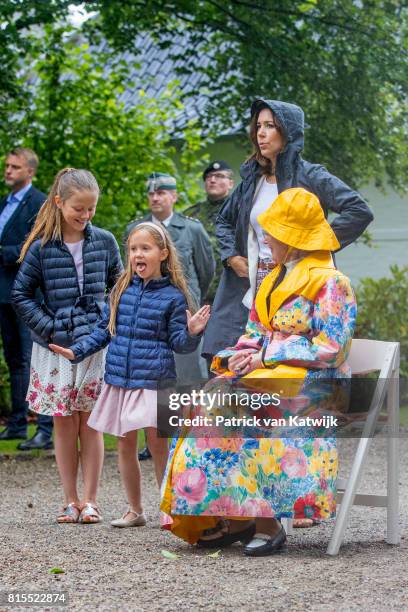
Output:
top-left (326, 338), bottom-right (400, 555)
top-left (283, 339), bottom-right (400, 555)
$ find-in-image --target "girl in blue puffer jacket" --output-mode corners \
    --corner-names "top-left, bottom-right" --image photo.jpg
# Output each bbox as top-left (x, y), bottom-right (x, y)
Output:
top-left (50, 222), bottom-right (210, 528)
top-left (13, 168), bottom-right (122, 525)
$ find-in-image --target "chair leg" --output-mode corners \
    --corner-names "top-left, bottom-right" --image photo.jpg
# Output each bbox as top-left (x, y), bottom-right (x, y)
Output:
top-left (387, 374), bottom-right (400, 545)
top-left (327, 437), bottom-right (372, 556)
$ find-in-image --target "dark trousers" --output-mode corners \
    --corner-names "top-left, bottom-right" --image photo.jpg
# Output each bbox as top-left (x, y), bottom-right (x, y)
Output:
top-left (174, 338), bottom-right (208, 385)
top-left (205, 357), bottom-right (216, 379)
top-left (0, 303), bottom-right (53, 437)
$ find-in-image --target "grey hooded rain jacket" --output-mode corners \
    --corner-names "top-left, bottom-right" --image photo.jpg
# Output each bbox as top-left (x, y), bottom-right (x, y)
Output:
top-left (202, 99), bottom-right (373, 357)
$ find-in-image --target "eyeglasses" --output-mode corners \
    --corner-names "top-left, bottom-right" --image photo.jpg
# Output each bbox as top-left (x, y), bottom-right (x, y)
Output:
top-left (205, 172), bottom-right (232, 180)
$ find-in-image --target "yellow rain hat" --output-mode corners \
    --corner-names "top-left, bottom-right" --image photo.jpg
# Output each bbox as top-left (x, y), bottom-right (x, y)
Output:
top-left (257, 187), bottom-right (340, 251)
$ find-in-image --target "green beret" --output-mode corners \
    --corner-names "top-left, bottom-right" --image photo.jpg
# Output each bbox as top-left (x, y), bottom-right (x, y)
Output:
top-left (146, 172), bottom-right (177, 192)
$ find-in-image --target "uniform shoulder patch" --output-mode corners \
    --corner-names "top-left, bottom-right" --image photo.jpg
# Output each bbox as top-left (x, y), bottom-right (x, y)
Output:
top-left (127, 215), bottom-right (146, 228)
top-left (179, 211), bottom-right (201, 223)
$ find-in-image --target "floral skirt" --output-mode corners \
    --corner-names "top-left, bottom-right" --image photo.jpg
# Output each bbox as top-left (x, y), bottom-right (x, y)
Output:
top-left (161, 435), bottom-right (337, 544)
top-left (27, 343), bottom-right (105, 417)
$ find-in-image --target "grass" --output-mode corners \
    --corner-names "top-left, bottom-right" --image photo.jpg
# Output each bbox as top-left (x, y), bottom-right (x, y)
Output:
top-left (1, 410), bottom-right (407, 456)
top-left (400, 405), bottom-right (408, 426)
top-left (0, 424), bottom-right (146, 455)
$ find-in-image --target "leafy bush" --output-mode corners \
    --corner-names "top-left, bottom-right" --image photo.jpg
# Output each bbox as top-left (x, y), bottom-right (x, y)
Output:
top-left (2, 25), bottom-right (211, 240)
top-left (0, 337), bottom-right (11, 415)
top-left (355, 265), bottom-right (408, 397)
top-left (1, 24), bottom-right (214, 415)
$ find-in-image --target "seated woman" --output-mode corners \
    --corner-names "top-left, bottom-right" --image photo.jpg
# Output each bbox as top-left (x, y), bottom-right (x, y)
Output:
top-left (161, 187), bottom-right (357, 557)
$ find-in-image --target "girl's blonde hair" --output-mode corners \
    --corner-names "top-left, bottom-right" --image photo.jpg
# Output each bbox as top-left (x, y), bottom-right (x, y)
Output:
top-left (19, 168), bottom-right (99, 262)
top-left (108, 223), bottom-right (194, 336)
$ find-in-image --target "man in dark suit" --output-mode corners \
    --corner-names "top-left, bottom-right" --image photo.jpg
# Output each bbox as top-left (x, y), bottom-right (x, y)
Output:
top-left (0, 147), bottom-right (53, 449)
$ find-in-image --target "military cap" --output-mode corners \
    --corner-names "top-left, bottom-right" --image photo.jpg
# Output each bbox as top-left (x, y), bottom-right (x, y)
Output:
top-left (146, 172), bottom-right (177, 192)
top-left (202, 160), bottom-right (233, 180)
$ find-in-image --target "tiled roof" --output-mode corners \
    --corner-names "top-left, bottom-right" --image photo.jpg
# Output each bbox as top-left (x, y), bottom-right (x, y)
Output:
top-left (98, 32), bottom-right (238, 136)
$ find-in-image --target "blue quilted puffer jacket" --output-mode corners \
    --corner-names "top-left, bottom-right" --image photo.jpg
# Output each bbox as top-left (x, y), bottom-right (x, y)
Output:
top-left (12, 224), bottom-right (122, 348)
top-left (70, 275), bottom-right (201, 389)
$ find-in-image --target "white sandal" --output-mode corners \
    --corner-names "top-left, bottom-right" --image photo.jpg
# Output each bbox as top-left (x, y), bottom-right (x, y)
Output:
top-left (56, 502), bottom-right (81, 524)
top-left (79, 502), bottom-right (102, 524)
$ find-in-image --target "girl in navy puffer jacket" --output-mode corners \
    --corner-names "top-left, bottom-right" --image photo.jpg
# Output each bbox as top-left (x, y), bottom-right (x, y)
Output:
top-left (50, 222), bottom-right (210, 528)
top-left (13, 168), bottom-right (122, 526)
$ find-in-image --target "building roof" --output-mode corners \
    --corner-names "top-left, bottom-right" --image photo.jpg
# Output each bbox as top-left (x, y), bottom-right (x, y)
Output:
top-left (98, 31), bottom-right (239, 136)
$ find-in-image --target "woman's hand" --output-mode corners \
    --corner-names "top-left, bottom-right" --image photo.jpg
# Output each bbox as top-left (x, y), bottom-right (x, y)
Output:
top-left (49, 344), bottom-right (75, 360)
top-left (186, 305), bottom-right (211, 336)
top-left (228, 349), bottom-right (256, 373)
top-left (227, 256), bottom-right (249, 278)
top-left (228, 349), bottom-right (263, 375)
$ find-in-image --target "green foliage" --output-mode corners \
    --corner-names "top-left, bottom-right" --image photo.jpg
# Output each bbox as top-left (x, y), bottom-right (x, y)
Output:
top-left (0, 20), bottom-right (211, 411)
top-left (2, 25), bottom-right (210, 238)
top-left (0, 1), bottom-right (82, 127)
top-left (3, 2), bottom-right (408, 190)
top-left (356, 265), bottom-right (408, 382)
top-left (85, 0), bottom-right (408, 190)
top-left (0, 337), bottom-right (11, 414)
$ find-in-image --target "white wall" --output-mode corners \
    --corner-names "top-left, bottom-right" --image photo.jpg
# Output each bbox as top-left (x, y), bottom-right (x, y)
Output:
top-left (334, 184), bottom-right (408, 286)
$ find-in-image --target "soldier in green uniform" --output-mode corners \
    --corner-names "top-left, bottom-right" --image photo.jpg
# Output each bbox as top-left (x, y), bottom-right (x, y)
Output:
top-left (184, 160), bottom-right (234, 303)
top-left (125, 173), bottom-right (215, 308)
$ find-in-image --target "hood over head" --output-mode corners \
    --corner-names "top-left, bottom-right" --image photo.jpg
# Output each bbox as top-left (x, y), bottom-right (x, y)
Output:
top-left (250, 98), bottom-right (305, 152)
top-left (241, 99), bottom-right (305, 181)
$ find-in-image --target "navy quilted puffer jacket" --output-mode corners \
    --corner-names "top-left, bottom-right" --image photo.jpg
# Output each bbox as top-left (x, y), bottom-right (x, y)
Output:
top-left (69, 275), bottom-right (200, 390)
top-left (12, 224), bottom-right (122, 348)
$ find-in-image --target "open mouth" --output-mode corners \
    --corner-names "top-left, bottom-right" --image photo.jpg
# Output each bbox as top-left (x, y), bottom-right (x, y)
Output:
top-left (135, 262), bottom-right (147, 273)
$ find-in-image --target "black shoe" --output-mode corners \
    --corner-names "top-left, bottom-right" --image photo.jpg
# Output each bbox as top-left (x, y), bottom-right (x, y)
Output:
top-left (197, 522), bottom-right (256, 549)
top-left (138, 447), bottom-right (152, 461)
top-left (243, 525), bottom-right (287, 557)
top-left (17, 431), bottom-right (53, 451)
top-left (0, 427), bottom-right (27, 441)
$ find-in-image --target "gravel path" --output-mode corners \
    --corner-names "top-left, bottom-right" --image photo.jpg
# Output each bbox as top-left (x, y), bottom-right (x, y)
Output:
top-left (1, 437), bottom-right (407, 611)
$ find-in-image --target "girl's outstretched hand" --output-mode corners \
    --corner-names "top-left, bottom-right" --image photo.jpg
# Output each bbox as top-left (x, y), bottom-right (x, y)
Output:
top-left (49, 344), bottom-right (75, 360)
top-left (186, 304), bottom-right (211, 336)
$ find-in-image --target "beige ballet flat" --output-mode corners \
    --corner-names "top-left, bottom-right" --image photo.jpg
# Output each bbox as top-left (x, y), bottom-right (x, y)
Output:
top-left (111, 509), bottom-right (146, 528)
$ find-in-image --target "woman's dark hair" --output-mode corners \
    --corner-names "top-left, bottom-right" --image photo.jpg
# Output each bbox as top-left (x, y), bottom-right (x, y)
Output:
top-left (248, 104), bottom-right (287, 176)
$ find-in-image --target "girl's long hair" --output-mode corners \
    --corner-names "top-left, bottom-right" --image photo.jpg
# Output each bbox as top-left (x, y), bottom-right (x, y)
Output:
top-left (19, 168), bottom-right (99, 262)
top-left (248, 104), bottom-right (287, 176)
top-left (108, 224), bottom-right (195, 336)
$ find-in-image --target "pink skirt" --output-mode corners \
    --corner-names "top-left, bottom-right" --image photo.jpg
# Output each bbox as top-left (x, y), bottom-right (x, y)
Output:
top-left (87, 383), bottom-right (157, 436)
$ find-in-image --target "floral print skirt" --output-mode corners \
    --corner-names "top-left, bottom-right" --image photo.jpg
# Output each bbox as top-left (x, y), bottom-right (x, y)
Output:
top-left (27, 343), bottom-right (106, 417)
top-left (161, 435), bottom-right (337, 544)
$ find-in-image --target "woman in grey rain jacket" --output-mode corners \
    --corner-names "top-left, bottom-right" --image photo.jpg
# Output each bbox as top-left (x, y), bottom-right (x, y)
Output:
top-left (202, 98), bottom-right (373, 359)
